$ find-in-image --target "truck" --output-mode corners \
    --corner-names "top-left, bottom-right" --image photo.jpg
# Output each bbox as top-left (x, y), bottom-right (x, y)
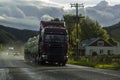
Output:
top-left (24, 21), bottom-right (68, 66)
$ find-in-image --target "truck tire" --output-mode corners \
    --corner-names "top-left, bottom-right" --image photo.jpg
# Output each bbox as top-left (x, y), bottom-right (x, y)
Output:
top-left (41, 61), bottom-right (45, 65)
top-left (61, 62), bottom-right (66, 66)
top-left (58, 62), bottom-right (66, 66)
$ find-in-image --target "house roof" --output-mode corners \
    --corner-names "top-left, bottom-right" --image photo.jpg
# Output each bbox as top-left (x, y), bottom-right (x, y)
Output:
top-left (81, 38), bottom-right (99, 47)
top-left (81, 38), bottom-right (113, 47)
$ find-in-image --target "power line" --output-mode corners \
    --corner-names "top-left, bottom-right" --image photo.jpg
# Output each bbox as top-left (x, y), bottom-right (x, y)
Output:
top-left (70, 3), bottom-right (84, 57)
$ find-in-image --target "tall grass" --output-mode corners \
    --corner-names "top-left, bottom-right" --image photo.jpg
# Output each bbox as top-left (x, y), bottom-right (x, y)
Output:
top-left (68, 55), bottom-right (120, 70)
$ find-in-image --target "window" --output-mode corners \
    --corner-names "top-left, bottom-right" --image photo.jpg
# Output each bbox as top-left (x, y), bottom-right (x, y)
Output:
top-left (100, 49), bottom-right (103, 54)
top-left (107, 50), bottom-right (113, 55)
top-left (97, 41), bottom-right (104, 46)
top-left (45, 34), bottom-right (67, 42)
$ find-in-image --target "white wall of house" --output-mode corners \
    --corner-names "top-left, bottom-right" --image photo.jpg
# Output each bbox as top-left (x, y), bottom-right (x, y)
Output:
top-left (85, 46), bottom-right (120, 56)
top-left (115, 47), bottom-right (120, 54)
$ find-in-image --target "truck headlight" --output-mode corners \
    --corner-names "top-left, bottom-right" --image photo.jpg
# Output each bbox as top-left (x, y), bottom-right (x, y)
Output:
top-left (42, 55), bottom-right (48, 59)
top-left (64, 56), bottom-right (68, 59)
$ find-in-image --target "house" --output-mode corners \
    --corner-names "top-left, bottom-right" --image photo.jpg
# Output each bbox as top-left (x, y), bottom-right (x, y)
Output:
top-left (79, 38), bottom-right (120, 56)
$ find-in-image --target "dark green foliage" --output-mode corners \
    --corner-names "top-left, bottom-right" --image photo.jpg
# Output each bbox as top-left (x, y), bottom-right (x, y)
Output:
top-left (108, 38), bottom-right (118, 46)
top-left (104, 22), bottom-right (120, 42)
top-left (64, 14), bottom-right (82, 46)
top-left (51, 18), bottom-right (60, 21)
top-left (80, 17), bottom-right (109, 41)
top-left (64, 15), bottom-right (109, 47)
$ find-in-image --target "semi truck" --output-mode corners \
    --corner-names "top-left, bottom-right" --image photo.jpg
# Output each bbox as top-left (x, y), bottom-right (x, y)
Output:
top-left (24, 21), bottom-right (68, 66)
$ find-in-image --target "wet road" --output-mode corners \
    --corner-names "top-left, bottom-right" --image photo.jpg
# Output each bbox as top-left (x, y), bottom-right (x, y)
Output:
top-left (0, 52), bottom-right (120, 80)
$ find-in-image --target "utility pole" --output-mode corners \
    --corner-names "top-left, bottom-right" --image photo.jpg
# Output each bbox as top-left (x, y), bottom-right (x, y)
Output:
top-left (71, 3), bottom-right (84, 57)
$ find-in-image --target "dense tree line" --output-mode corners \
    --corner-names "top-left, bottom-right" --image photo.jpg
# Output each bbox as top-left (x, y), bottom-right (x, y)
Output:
top-left (104, 22), bottom-right (120, 42)
top-left (63, 14), bottom-right (109, 47)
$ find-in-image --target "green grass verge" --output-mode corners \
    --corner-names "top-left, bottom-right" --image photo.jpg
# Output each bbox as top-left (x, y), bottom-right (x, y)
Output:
top-left (68, 59), bottom-right (120, 70)
top-left (68, 59), bottom-right (96, 67)
top-left (95, 63), bottom-right (120, 70)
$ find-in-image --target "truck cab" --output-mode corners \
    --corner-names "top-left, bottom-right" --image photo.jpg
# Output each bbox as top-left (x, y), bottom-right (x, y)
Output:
top-left (39, 21), bottom-right (68, 65)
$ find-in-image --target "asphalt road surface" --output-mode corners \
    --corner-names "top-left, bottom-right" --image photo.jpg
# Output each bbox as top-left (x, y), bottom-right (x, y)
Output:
top-left (0, 52), bottom-right (120, 80)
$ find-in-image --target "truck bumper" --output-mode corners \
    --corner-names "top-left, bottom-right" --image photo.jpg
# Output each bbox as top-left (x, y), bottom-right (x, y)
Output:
top-left (42, 55), bottom-right (68, 63)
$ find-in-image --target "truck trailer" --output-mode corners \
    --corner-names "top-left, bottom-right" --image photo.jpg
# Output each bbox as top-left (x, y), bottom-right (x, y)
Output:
top-left (24, 21), bottom-right (68, 66)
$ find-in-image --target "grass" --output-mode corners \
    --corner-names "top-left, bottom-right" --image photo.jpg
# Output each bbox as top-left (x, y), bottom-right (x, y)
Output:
top-left (68, 56), bottom-right (120, 70)
top-left (68, 58), bottom-right (96, 67)
top-left (95, 63), bottom-right (120, 70)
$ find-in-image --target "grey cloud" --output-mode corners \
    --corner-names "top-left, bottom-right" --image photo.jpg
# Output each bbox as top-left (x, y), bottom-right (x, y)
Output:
top-left (0, 0), bottom-right (64, 30)
top-left (0, 0), bottom-right (120, 30)
top-left (0, 16), bottom-right (40, 30)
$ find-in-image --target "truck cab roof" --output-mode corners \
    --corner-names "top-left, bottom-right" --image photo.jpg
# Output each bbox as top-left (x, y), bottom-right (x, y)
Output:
top-left (44, 27), bottom-right (67, 35)
top-left (40, 21), bottom-right (65, 28)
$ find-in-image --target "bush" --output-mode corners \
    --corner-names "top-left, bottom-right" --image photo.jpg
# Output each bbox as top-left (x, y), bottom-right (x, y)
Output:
top-left (67, 49), bottom-right (73, 56)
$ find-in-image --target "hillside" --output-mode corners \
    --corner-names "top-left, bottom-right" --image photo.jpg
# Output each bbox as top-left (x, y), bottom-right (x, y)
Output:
top-left (0, 25), bottom-right (38, 44)
top-left (0, 29), bottom-right (15, 44)
top-left (104, 22), bottom-right (120, 42)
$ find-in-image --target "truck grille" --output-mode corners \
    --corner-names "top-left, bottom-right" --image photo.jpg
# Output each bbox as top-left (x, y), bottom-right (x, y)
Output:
top-left (49, 47), bottom-right (64, 53)
top-left (47, 55), bottom-right (64, 61)
top-left (49, 44), bottom-right (64, 53)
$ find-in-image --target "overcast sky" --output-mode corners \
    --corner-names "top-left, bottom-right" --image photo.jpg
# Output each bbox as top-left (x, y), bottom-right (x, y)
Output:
top-left (0, 0), bottom-right (120, 30)
top-left (50, 0), bottom-right (120, 9)
top-left (0, 0), bottom-right (120, 6)
top-left (51, 0), bottom-right (120, 5)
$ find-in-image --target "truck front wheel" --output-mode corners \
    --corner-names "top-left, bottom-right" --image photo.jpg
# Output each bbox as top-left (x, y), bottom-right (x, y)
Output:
top-left (58, 62), bottom-right (66, 66)
top-left (61, 62), bottom-right (66, 66)
top-left (41, 61), bottom-right (46, 65)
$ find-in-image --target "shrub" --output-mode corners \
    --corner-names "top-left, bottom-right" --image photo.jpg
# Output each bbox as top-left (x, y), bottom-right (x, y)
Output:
top-left (68, 55), bottom-right (120, 70)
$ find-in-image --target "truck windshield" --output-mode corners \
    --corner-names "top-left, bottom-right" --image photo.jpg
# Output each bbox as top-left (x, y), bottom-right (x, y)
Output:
top-left (45, 34), bottom-right (67, 42)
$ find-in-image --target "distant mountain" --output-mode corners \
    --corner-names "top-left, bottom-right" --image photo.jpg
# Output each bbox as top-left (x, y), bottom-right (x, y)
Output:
top-left (87, 1), bottom-right (120, 26)
top-left (70, 0), bottom-right (120, 27)
top-left (0, 0), bottom-right (120, 30)
top-left (0, 25), bottom-right (38, 44)
top-left (70, 1), bottom-right (120, 27)
top-left (104, 22), bottom-right (120, 42)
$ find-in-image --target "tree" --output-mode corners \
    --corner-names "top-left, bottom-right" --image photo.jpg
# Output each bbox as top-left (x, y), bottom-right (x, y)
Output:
top-left (80, 17), bottom-right (109, 41)
top-left (71, 24), bottom-right (82, 46)
top-left (64, 15), bottom-right (110, 48)
top-left (63, 14), bottom-right (76, 46)
top-left (51, 18), bottom-right (60, 21)
top-left (108, 38), bottom-right (118, 46)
